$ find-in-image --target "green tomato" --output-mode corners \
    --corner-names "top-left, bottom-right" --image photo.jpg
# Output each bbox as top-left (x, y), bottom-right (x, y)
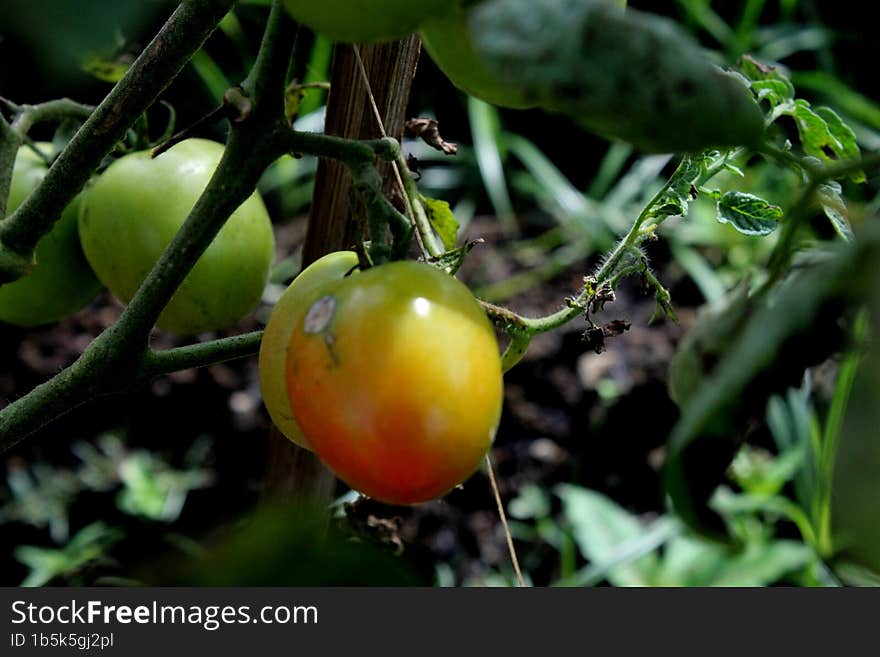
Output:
top-left (0, 144), bottom-right (101, 327)
top-left (421, 0), bottom-right (625, 110)
top-left (259, 251), bottom-right (360, 450)
top-left (420, 1), bottom-right (536, 109)
top-left (78, 139), bottom-right (275, 334)
top-left (282, 0), bottom-right (453, 43)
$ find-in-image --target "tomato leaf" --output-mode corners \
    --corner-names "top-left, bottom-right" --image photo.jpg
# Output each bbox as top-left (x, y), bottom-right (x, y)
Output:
top-left (647, 153), bottom-right (711, 220)
top-left (738, 55), bottom-right (795, 108)
top-left (818, 181), bottom-right (854, 242)
top-left (716, 191), bottom-right (782, 236)
top-left (427, 240), bottom-right (481, 276)
top-left (468, 0), bottom-right (764, 152)
top-left (420, 196), bottom-right (460, 251)
top-left (786, 99), bottom-right (863, 181)
top-left (815, 106), bottom-right (864, 182)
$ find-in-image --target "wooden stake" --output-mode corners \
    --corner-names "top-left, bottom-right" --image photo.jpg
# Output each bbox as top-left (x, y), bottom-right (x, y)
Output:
top-left (262, 37), bottom-right (422, 504)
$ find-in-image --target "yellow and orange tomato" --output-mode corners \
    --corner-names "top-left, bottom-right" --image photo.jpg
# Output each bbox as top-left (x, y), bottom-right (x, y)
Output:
top-left (283, 260), bottom-right (503, 505)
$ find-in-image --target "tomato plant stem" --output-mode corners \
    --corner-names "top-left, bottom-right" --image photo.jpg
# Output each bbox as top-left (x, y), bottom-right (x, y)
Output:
top-left (142, 331), bottom-right (264, 380)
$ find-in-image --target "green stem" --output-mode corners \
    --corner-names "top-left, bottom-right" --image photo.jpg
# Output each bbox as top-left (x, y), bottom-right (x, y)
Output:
top-left (142, 331), bottom-right (264, 380)
top-left (280, 131), bottom-right (413, 262)
top-left (393, 148), bottom-right (444, 258)
top-left (113, 2), bottom-right (296, 342)
top-left (284, 131), bottom-right (394, 164)
top-left (7, 99), bottom-right (94, 136)
top-left (488, 155), bottom-right (716, 370)
top-left (0, 354), bottom-right (111, 454)
top-left (0, 331), bottom-right (266, 454)
top-left (0, 114), bottom-right (21, 221)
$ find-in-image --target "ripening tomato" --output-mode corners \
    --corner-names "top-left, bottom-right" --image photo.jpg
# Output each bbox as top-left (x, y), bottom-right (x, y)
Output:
top-left (259, 250), bottom-right (360, 450)
top-left (286, 260), bottom-right (503, 505)
top-left (0, 143), bottom-right (101, 327)
top-left (77, 139), bottom-right (275, 334)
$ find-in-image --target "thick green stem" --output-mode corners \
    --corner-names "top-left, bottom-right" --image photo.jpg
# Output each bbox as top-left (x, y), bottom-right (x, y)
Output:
top-left (0, 358), bottom-right (106, 454)
top-left (7, 99), bottom-right (94, 136)
top-left (0, 114), bottom-right (19, 221)
top-left (0, 0), bottom-right (235, 269)
top-left (280, 131), bottom-right (412, 261)
top-left (113, 3), bottom-right (296, 342)
top-left (142, 331), bottom-right (264, 380)
top-left (284, 130), bottom-right (393, 164)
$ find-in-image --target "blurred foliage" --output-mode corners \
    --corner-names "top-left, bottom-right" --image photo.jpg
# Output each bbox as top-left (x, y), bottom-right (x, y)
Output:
top-left (3, 0), bottom-right (880, 587)
top-left (458, 471), bottom-right (823, 587)
top-left (2, 0), bottom-right (172, 86)
top-left (15, 522), bottom-right (124, 587)
top-left (0, 432), bottom-right (214, 585)
top-left (145, 506), bottom-right (423, 586)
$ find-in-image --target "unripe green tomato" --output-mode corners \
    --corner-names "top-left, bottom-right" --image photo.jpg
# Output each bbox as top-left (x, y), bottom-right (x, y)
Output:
top-left (0, 144), bottom-right (101, 327)
top-left (286, 260), bottom-right (504, 505)
top-left (420, 0), bottom-right (625, 109)
top-left (259, 251), bottom-right (360, 450)
top-left (419, 1), bottom-right (536, 109)
top-left (282, 0), bottom-right (453, 43)
top-left (78, 139), bottom-right (275, 334)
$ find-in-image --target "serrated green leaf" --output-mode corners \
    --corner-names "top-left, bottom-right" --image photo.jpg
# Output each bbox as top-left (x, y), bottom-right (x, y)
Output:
top-left (647, 153), bottom-right (709, 220)
top-left (738, 55), bottom-right (795, 102)
top-left (788, 99), bottom-right (862, 176)
top-left (420, 196), bottom-right (460, 250)
top-left (427, 241), bottom-right (479, 276)
top-left (815, 107), bottom-right (864, 182)
top-left (750, 79), bottom-right (795, 108)
top-left (716, 191), bottom-right (782, 236)
top-left (818, 181), bottom-right (854, 242)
